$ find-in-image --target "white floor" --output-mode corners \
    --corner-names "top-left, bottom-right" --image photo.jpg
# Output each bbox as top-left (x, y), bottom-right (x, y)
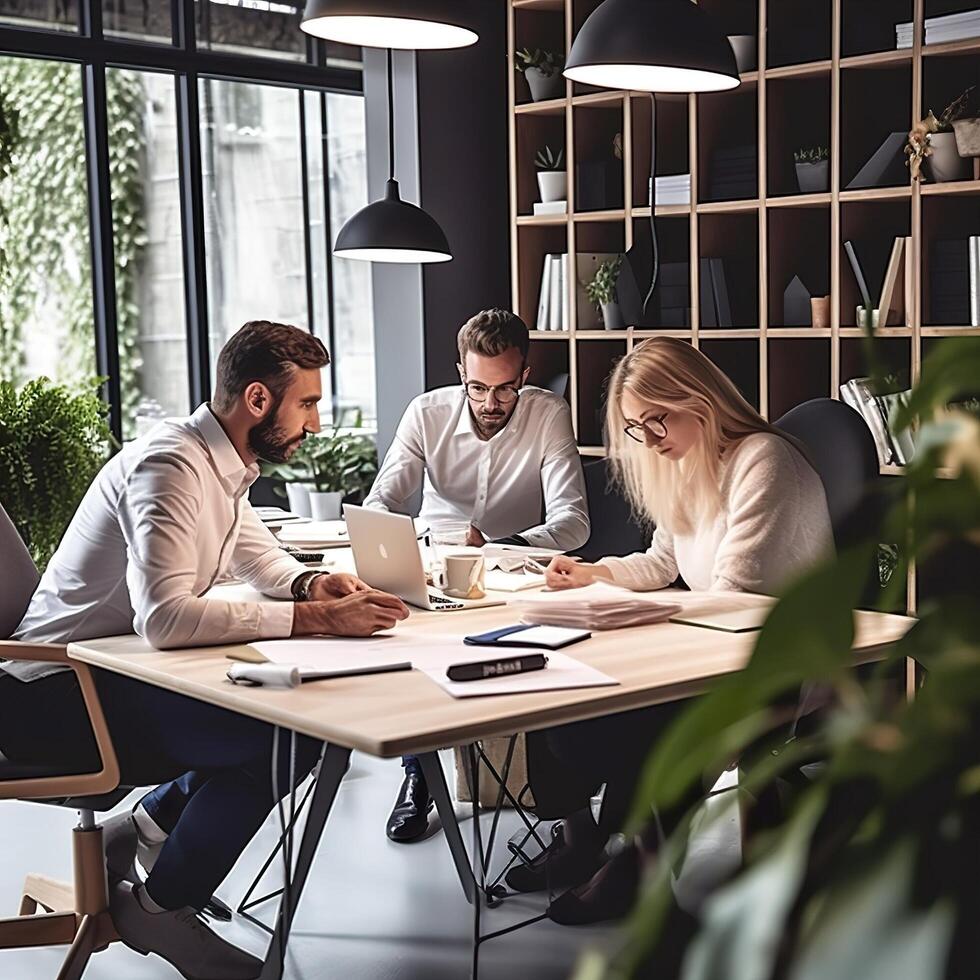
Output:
top-left (0, 753), bottom-right (741, 979)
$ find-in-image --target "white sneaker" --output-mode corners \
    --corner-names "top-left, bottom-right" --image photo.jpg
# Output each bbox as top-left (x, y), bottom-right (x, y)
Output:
top-left (110, 881), bottom-right (263, 980)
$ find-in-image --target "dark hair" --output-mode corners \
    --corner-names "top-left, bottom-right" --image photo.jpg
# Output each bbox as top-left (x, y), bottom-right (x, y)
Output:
top-left (212, 321), bottom-right (329, 412)
top-left (456, 309), bottom-right (529, 363)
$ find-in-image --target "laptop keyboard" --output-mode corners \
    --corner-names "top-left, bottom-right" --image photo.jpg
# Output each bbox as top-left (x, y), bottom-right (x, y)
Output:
top-left (429, 593), bottom-right (465, 607)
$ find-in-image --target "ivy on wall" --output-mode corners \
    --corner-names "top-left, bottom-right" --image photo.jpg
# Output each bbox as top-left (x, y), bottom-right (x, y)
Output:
top-left (0, 59), bottom-right (147, 438)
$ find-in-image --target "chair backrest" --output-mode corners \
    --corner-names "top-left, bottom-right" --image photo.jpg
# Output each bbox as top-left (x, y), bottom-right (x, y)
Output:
top-left (573, 456), bottom-right (651, 563)
top-left (543, 372), bottom-right (570, 399)
top-left (0, 501), bottom-right (40, 640)
top-left (773, 398), bottom-right (879, 550)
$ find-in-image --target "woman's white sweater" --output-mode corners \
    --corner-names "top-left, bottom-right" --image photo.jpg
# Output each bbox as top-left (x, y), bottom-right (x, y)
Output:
top-left (598, 433), bottom-right (834, 595)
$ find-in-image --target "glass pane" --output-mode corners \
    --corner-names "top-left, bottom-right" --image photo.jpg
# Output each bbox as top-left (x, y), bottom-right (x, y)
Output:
top-left (0, 57), bottom-right (95, 390)
top-left (103, 1), bottom-right (173, 44)
top-left (199, 77), bottom-right (308, 377)
top-left (325, 91), bottom-right (376, 425)
top-left (0, 0), bottom-right (77, 31)
top-left (107, 68), bottom-right (190, 440)
top-left (197, 0), bottom-right (306, 62)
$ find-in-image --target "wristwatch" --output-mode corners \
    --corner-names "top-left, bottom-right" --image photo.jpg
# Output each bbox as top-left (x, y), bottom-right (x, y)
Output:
top-left (291, 571), bottom-right (324, 602)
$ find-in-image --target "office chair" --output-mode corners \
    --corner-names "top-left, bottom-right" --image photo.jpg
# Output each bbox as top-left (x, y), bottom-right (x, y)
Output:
top-left (0, 501), bottom-right (127, 980)
top-left (572, 456), bottom-right (651, 564)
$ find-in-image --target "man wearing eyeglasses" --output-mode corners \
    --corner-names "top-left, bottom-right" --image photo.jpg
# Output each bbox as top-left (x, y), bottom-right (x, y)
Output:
top-left (364, 308), bottom-right (590, 841)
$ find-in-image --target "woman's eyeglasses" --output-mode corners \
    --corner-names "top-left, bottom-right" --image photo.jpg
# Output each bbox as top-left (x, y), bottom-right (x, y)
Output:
top-left (623, 414), bottom-right (668, 444)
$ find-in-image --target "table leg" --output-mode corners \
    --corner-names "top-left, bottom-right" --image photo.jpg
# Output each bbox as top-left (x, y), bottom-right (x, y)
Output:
top-left (260, 743), bottom-right (352, 980)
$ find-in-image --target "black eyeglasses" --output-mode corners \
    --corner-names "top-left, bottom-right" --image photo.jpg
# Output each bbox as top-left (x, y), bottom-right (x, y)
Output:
top-left (623, 413), bottom-right (668, 444)
top-left (464, 380), bottom-right (522, 404)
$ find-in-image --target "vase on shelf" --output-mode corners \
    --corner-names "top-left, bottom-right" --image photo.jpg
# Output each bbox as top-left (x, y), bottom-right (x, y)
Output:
top-left (795, 160), bottom-right (829, 193)
top-left (926, 131), bottom-right (971, 182)
top-left (727, 34), bottom-right (756, 74)
top-left (601, 301), bottom-right (625, 330)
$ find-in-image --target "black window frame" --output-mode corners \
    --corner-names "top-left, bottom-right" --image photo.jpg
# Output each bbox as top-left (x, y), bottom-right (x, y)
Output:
top-left (0, 0), bottom-right (360, 440)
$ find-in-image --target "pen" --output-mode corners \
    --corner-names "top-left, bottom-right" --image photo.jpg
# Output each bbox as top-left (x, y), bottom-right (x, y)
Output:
top-left (227, 661), bottom-right (413, 688)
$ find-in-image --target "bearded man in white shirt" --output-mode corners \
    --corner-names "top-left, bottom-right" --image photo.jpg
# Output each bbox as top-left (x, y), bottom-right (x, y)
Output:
top-left (363, 308), bottom-right (590, 843)
top-left (1, 321), bottom-right (408, 980)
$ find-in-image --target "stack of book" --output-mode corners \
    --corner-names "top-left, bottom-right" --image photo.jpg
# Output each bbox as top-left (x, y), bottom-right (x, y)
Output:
top-left (929, 238), bottom-right (980, 326)
top-left (709, 145), bottom-right (756, 201)
top-left (840, 378), bottom-right (916, 467)
top-left (897, 8), bottom-right (980, 47)
top-left (535, 253), bottom-right (570, 332)
top-left (648, 173), bottom-right (691, 206)
top-left (656, 261), bottom-right (690, 327)
top-left (533, 200), bottom-right (567, 216)
top-left (514, 581), bottom-right (682, 630)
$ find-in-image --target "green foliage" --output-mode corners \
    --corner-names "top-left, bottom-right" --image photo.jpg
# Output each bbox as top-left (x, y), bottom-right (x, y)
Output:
top-left (515, 47), bottom-right (563, 78)
top-left (794, 145), bottom-right (829, 164)
top-left (0, 377), bottom-right (112, 570)
top-left (585, 256), bottom-right (623, 308)
top-left (535, 144), bottom-right (564, 171)
top-left (0, 60), bottom-right (147, 438)
top-left (579, 334), bottom-right (980, 979)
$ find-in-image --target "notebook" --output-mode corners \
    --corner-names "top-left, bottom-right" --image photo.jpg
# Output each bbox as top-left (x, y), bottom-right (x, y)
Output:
top-left (668, 607), bottom-right (770, 633)
top-left (464, 625), bottom-right (591, 650)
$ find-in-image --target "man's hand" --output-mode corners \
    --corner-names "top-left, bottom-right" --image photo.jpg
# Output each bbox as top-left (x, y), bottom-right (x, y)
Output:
top-left (292, 590), bottom-right (410, 638)
top-left (310, 572), bottom-right (371, 600)
top-left (466, 524), bottom-right (487, 548)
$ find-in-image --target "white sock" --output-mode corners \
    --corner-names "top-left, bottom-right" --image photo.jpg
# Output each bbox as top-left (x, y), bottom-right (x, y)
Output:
top-left (135, 883), bottom-right (168, 915)
top-left (133, 805), bottom-right (168, 845)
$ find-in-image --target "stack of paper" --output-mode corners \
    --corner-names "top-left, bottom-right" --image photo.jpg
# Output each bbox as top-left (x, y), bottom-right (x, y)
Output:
top-left (649, 173), bottom-right (691, 206)
top-left (513, 581), bottom-right (682, 630)
top-left (896, 9), bottom-right (980, 47)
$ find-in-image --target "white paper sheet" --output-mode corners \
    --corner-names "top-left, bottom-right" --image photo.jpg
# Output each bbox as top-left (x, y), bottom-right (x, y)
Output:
top-left (484, 570), bottom-right (546, 593)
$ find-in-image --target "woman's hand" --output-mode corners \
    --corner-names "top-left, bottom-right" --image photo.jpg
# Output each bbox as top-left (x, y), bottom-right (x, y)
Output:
top-left (544, 555), bottom-right (599, 590)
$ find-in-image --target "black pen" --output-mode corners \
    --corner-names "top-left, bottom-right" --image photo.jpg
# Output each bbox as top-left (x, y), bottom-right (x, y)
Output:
top-left (447, 654), bottom-right (549, 682)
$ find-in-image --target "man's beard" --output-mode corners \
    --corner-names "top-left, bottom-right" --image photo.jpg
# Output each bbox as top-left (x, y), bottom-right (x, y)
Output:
top-left (472, 405), bottom-right (511, 439)
top-left (249, 404), bottom-right (299, 463)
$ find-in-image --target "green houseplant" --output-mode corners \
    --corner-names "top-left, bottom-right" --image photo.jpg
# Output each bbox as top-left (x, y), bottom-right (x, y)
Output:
top-left (515, 47), bottom-right (564, 102)
top-left (575, 335), bottom-right (980, 980)
top-left (585, 256), bottom-right (625, 330)
top-left (262, 418), bottom-right (378, 521)
top-left (0, 377), bottom-right (113, 570)
top-left (793, 145), bottom-right (829, 193)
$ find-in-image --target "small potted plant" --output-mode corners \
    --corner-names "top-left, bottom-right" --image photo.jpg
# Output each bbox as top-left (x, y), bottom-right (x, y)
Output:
top-left (262, 415), bottom-right (378, 521)
top-left (906, 86), bottom-right (975, 182)
top-left (535, 144), bottom-right (566, 203)
top-left (794, 146), bottom-right (830, 193)
top-left (515, 47), bottom-right (564, 103)
top-left (585, 256), bottom-right (625, 330)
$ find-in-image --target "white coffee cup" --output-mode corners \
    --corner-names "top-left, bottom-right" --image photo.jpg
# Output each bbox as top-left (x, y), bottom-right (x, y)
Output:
top-left (433, 551), bottom-right (486, 599)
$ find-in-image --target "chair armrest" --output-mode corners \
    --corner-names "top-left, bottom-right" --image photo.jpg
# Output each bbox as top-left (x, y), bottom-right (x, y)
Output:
top-left (0, 640), bottom-right (121, 801)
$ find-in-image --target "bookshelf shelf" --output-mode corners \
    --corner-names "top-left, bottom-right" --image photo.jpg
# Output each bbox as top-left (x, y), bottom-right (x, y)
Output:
top-left (507, 0), bottom-right (979, 618)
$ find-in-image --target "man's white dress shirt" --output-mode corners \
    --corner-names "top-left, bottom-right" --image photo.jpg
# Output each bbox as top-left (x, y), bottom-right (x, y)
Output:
top-left (6, 404), bottom-right (308, 680)
top-left (364, 385), bottom-right (589, 551)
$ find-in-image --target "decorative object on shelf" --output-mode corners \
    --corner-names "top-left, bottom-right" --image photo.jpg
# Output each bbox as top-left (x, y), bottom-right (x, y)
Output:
top-left (906, 86), bottom-right (975, 182)
top-left (783, 275), bottom-right (813, 327)
top-left (515, 47), bottom-right (564, 102)
top-left (840, 376), bottom-right (915, 467)
top-left (564, 0), bottom-right (739, 93)
top-left (855, 306), bottom-right (880, 331)
top-left (952, 116), bottom-right (980, 158)
top-left (810, 295), bottom-right (830, 329)
top-left (794, 145), bottom-right (829, 193)
top-left (300, 0), bottom-right (478, 49)
top-left (262, 417), bottom-right (378, 522)
top-left (334, 49), bottom-right (451, 263)
top-left (727, 34), bottom-right (756, 74)
top-left (535, 144), bottom-right (566, 203)
top-left (846, 132), bottom-right (907, 190)
top-left (584, 256), bottom-right (625, 330)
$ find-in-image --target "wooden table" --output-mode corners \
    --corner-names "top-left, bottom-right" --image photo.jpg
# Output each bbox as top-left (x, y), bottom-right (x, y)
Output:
top-left (67, 562), bottom-right (914, 979)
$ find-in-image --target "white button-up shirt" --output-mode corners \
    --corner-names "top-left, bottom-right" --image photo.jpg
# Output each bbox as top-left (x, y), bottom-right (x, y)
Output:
top-left (364, 386), bottom-right (589, 551)
top-left (9, 404), bottom-right (306, 676)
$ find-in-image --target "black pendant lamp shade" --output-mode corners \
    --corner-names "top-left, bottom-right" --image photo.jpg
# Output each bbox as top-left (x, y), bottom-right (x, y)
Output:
top-left (301, 0), bottom-right (478, 50)
top-left (334, 178), bottom-right (452, 263)
top-left (564, 0), bottom-right (739, 93)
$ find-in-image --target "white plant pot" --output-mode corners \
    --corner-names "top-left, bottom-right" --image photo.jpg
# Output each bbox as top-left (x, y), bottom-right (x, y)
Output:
top-left (926, 131), bottom-right (971, 182)
top-left (537, 170), bottom-right (566, 203)
top-left (308, 490), bottom-right (344, 521)
top-left (524, 67), bottom-right (564, 102)
top-left (285, 482), bottom-right (313, 518)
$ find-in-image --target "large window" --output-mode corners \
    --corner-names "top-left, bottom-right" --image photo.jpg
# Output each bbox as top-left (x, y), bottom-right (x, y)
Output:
top-left (0, 1), bottom-right (373, 440)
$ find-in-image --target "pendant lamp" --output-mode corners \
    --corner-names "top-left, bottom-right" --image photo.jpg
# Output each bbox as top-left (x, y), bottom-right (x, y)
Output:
top-left (564, 0), bottom-right (738, 93)
top-left (333, 50), bottom-right (452, 264)
top-left (301, 0), bottom-right (478, 50)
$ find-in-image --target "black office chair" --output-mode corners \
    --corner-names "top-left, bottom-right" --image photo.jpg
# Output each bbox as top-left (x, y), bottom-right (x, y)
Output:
top-left (572, 456), bottom-right (651, 564)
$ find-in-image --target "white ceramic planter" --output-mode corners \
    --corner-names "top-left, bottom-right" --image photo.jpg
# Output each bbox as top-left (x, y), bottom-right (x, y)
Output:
top-left (795, 160), bottom-right (829, 193)
top-left (537, 170), bottom-right (566, 203)
top-left (524, 67), bottom-right (563, 102)
top-left (926, 131), bottom-right (971, 182)
top-left (285, 482), bottom-right (313, 518)
top-left (309, 490), bottom-right (344, 521)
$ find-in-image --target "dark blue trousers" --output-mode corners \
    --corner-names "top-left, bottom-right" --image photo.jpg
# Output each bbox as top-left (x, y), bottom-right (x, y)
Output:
top-left (0, 671), bottom-right (321, 912)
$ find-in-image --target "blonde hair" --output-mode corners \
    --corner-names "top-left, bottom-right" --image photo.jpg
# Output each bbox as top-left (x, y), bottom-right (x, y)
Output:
top-left (605, 337), bottom-right (799, 534)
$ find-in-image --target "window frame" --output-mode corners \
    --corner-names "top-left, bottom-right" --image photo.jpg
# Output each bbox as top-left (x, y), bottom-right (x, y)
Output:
top-left (0, 0), bottom-right (361, 440)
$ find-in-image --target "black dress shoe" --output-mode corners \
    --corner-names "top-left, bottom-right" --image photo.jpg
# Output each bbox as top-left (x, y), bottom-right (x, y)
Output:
top-left (386, 771), bottom-right (434, 842)
top-left (505, 826), bottom-right (604, 894)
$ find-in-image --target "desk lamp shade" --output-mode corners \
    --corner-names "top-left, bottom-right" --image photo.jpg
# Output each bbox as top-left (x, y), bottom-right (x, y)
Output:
top-left (301, 0), bottom-right (478, 50)
top-left (564, 0), bottom-right (739, 93)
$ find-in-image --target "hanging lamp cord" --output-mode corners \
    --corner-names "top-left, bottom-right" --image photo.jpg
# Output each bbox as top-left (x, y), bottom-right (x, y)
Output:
top-left (386, 47), bottom-right (395, 181)
top-left (642, 93), bottom-right (660, 317)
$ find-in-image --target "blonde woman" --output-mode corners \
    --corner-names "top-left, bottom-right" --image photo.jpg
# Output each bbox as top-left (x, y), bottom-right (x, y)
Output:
top-left (514, 337), bottom-right (833, 925)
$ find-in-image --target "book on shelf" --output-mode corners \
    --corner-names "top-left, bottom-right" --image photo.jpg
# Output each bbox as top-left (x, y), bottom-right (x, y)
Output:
top-left (844, 237), bottom-right (910, 326)
top-left (535, 252), bottom-right (570, 332)
top-left (533, 200), bottom-right (567, 216)
top-left (649, 174), bottom-right (691, 206)
top-left (656, 261), bottom-right (690, 327)
top-left (536, 253), bottom-right (553, 330)
top-left (897, 9), bottom-right (980, 48)
top-left (698, 257), bottom-right (734, 327)
top-left (930, 239), bottom-right (972, 325)
top-left (549, 254), bottom-right (562, 331)
top-left (709, 145), bottom-right (756, 201)
top-left (840, 378), bottom-right (917, 467)
top-left (877, 237), bottom-right (905, 327)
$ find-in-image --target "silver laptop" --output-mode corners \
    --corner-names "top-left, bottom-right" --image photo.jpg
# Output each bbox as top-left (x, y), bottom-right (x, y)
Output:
top-left (343, 505), bottom-right (505, 612)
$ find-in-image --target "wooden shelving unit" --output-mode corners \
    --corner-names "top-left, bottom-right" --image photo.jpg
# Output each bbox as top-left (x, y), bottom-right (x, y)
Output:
top-left (508, 0), bottom-right (980, 617)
